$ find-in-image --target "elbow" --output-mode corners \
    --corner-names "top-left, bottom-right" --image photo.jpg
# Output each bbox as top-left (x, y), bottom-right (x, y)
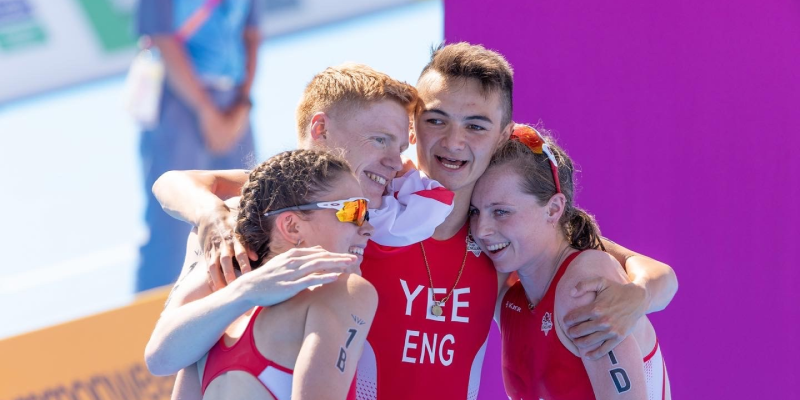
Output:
top-left (666, 263), bottom-right (679, 304)
top-left (151, 170), bottom-right (178, 207)
top-left (651, 262), bottom-right (679, 313)
top-left (144, 338), bottom-right (178, 376)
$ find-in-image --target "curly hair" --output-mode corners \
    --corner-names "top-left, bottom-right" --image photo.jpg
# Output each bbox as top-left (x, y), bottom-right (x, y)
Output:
top-left (489, 126), bottom-right (604, 251)
top-left (236, 149), bottom-right (352, 268)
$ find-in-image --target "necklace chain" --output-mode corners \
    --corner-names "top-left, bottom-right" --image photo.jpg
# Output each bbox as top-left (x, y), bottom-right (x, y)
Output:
top-left (420, 240), bottom-right (468, 309)
top-left (527, 245), bottom-right (571, 311)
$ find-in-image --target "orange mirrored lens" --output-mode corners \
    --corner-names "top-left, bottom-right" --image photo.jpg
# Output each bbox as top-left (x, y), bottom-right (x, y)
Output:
top-left (335, 199), bottom-right (369, 226)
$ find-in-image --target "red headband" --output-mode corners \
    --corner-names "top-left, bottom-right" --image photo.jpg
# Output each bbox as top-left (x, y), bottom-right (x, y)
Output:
top-left (510, 124), bottom-right (562, 194)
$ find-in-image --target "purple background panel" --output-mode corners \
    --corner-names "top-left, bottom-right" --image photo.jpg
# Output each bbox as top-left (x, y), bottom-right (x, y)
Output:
top-left (444, 0), bottom-right (800, 398)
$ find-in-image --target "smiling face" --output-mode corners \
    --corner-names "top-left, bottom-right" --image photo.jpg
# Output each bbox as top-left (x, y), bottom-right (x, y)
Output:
top-left (414, 72), bottom-right (510, 197)
top-left (300, 172), bottom-right (374, 265)
top-left (324, 99), bottom-right (410, 208)
top-left (469, 163), bottom-right (553, 273)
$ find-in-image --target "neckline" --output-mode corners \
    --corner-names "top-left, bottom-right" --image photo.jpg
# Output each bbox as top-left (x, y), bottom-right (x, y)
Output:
top-left (523, 250), bottom-right (583, 313)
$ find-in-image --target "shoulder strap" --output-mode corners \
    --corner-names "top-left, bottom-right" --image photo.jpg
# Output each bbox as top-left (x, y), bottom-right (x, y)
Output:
top-left (549, 250), bottom-right (584, 290)
top-left (175, 0), bottom-right (223, 42)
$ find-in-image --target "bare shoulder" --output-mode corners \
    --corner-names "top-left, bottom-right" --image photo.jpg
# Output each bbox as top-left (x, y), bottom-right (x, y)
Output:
top-left (311, 273), bottom-right (378, 314)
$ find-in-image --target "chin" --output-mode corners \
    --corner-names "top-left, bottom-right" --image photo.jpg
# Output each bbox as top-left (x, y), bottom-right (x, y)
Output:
top-left (490, 258), bottom-right (519, 274)
top-left (367, 194), bottom-right (383, 209)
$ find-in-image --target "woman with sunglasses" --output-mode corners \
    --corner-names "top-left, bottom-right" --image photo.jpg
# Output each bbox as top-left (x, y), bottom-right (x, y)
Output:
top-left (169, 149), bottom-right (376, 400)
top-left (469, 125), bottom-right (670, 400)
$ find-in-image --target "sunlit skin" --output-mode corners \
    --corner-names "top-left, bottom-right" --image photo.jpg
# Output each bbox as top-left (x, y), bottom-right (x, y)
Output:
top-left (469, 163), bottom-right (568, 288)
top-left (413, 71), bottom-right (511, 217)
top-left (470, 163), bottom-right (669, 399)
top-left (320, 99), bottom-right (410, 208)
top-left (286, 173), bottom-right (374, 268)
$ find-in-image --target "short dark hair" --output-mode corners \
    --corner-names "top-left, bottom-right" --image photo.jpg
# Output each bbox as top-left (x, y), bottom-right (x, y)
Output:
top-left (420, 42), bottom-right (514, 127)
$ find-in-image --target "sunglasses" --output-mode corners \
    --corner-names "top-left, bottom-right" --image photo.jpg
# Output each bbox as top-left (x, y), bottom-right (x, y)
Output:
top-left (263, 197), bottom-right (370, 226)
top-left (511, 124), bottom-right (562, 194)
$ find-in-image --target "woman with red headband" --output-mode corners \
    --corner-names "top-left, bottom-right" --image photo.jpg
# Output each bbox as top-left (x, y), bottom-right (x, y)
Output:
top-left (469, 125), bottom-right (671, 399)
top-left (167, 149), bottom-right (376, 400)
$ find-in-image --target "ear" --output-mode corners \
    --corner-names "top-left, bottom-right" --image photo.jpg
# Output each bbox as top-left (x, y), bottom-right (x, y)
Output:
top-left (409, 117), bottom-right (417, 145)
top-left (309, 112), bottom-right (329, 144)
top-left (272, 212), bottom-right (306, 247)
top-left (545, 193), bottom-right (567, 224)
top-left (497, 120), bottom-right (514, 147)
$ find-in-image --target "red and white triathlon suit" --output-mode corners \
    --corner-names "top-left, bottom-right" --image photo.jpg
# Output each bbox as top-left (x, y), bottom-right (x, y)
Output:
top-left (500, 252), bottom-right (667, 400)
top-left (357, 223), bottom-right (498, 400)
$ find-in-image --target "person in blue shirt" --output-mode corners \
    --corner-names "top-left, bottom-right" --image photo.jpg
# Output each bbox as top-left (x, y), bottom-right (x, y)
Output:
top-left (135, 0), bottom-right (261, 292)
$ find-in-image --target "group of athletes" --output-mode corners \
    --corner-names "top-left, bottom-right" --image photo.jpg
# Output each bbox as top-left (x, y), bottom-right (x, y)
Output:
top-left (144, 42), bottom-right (677, 400)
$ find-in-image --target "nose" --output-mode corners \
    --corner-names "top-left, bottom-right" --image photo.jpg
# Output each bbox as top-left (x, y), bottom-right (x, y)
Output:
top-left (472, 213), bottom-right (495, 240)
top-left (359, 220), bottom-right (375, 238)
top-left (382, 148), bottom-right (403, 173)
top-left (440, 127), bottom-right (466, 153)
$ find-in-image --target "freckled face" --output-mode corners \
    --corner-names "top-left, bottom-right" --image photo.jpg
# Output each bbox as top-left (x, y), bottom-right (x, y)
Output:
top-left (325, 99), bottom-right (410, 208)
top-left (469, 164), bottom-right (550, 273)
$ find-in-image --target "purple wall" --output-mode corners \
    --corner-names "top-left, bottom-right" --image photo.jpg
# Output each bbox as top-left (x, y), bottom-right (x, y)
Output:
top-left (444, 1), bottom-right (800, 398)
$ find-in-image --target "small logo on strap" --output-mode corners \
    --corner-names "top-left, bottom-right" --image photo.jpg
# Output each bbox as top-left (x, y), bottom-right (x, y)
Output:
top-left (541, 312), bottom-right (553, 336)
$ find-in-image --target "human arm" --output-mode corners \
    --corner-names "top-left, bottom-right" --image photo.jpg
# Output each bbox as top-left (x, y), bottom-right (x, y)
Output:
top-left (150, 35), bottom-right (247, 154)
top-left (563, 239), bottom-right (677, 359)
top-left (556, 251), bottom-right (648, 399)
top-left (145, 233), bottom-right (357, 376)
top-left (240, 27), bottom-right (260, 100)
top-left (152, 169), bottom-right (253, 286)
top-left (292, 274), bottom-right (378, 400)
top-left (170, 366), bottom-right (202, 400)
top-left (239, 0), bottom-right (261, 100)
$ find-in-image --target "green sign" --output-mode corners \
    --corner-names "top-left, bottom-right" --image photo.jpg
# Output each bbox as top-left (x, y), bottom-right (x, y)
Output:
top-left (73, 0), bottom-right (136, 52)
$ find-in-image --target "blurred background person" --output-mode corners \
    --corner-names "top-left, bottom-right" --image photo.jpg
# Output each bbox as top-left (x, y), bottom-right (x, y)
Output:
top-left (135, 0), bottom-right (262, 292)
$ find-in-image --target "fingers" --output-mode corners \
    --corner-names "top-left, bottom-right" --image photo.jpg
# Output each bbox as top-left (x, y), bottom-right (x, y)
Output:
top-left (573, 330), bottom-right (614, 353)
top-left (294, 255), bottom-right (357, 274)
top-left (293, 272), bottom-right (343, 289)
top-left (207, 262), bottom-right (225, 292)
top-left (246, 245), bottom-right (258, 261)
top-left (233, 239), bottom-right (252, 274)
top-left (277, 247), bottom-right (355, 270)
top-left (563, 304), bottom-right (599, 328)
top-left (219, 238), bottom-right (236, 285)
top-left (204, 239), bottom-right (226, 291)
top-left (586, 337), bottom-right (623, 361)
top-left (570, 276), bottom-right (608, 297)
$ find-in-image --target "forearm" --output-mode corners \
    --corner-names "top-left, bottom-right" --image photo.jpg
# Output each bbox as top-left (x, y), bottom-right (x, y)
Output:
top-left (145, 280), bottom-right (254, 375)
top-left (153, 170), bottom-right (248, 226)
top-left (152, 36), bottom-right (215, 114)
top-left (625, 255), bottom-right (677, 314)
top-left (240, 28), bottom-right (260, 99)
top-left (600, 237), bottom-right (678, 314)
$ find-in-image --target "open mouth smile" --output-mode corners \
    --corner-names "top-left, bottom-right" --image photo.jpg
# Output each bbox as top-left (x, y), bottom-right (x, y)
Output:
top-left (435, 155), bottom-right (468, 170)
top-left (365, 171), bottom-right (388, 186)
top-left (486, 242), bottom-right (510, 254)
